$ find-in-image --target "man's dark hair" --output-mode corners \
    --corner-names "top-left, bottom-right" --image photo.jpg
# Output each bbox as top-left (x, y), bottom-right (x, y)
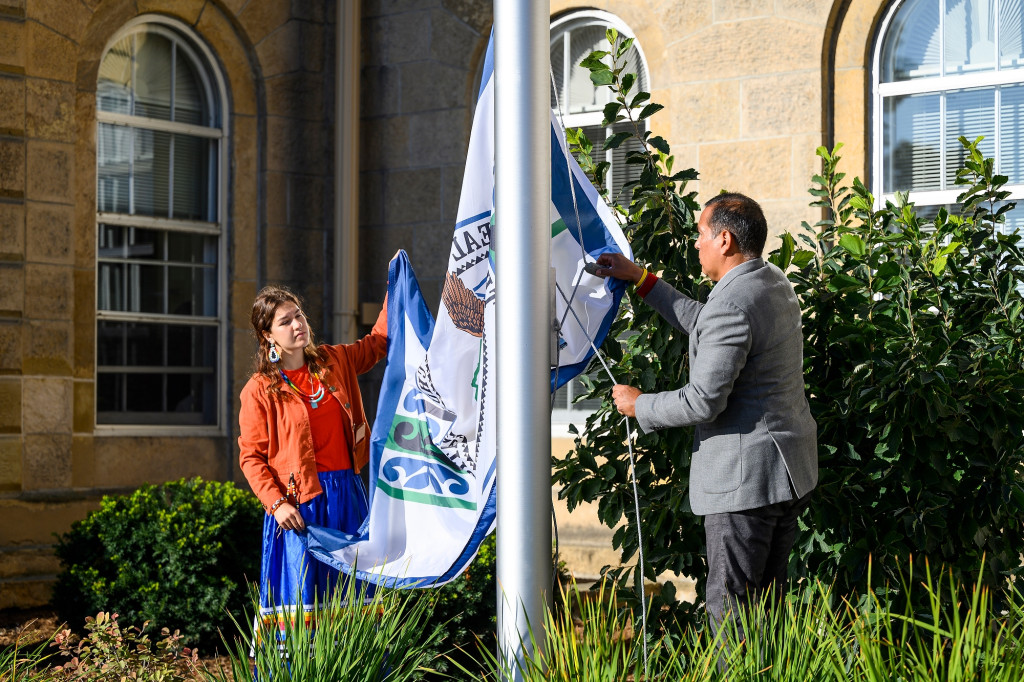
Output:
top-left (704, 192), bottom-right (768, 258)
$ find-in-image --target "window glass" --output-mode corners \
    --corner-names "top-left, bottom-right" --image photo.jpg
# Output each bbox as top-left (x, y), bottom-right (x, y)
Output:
top-left (881, 0), bottom-right (940, 81)
top-left (878, 0), bottom-right (1024, 245)
top-left (999, 0), bottom-right (1024, 68)
top-left (96, 23), bottom-right (223, 428)
top-left (97, 123), bottom-right (131, 213)
top-left (134, 33), bottom-right (173, 120)
top-left (97, 35), bottom-right (132, 115)
top-left (567, 25), bottom-right (612, 114)
top-left (944, 0), bottom-right (996, 75)
top-left (945, 88), bottom-right (996, 183)
top-left (999, 84), bottom-right (1024, 182)
top-left (884, 93), bottom-right (941, 192)
top-left (174, 49), bottom-right (206, 125)
top-left (172, 135), bottom-right (213, 220)
top-left (133, 128), bottom-right (172, 217)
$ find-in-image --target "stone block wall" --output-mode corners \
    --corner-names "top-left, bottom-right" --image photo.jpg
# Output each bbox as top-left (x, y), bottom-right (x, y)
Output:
top-left (0, 0), bottom-right (347, 610)
top-left (358, 0), bottom-right (491, 315)
top-left (0, 0), bottom-right (92, 608)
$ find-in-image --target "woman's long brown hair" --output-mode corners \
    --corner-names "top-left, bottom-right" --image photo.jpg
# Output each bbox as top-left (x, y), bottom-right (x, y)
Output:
top-left (250, 285), bottom-right (327, 396)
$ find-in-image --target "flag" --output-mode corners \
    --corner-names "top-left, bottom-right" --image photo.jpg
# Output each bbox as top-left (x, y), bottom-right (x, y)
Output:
top-left (305, 34), bottom-right (631, 587)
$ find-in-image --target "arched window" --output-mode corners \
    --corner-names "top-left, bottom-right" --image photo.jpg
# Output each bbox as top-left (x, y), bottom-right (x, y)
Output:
top-left (95, 18), bottom-right (227, 429)
top-left (549, 10), bottom-right (649, 425)
top-left (550, 10), bottom-right (650, 208)
top-left (874, 0), bottom-right (1024, 233)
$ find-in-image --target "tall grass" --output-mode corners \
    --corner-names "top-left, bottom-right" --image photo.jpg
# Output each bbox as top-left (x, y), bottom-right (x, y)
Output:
top-left (458, 562), bottom-right (1024, 681)
top-left (3, 561), bottom-right (1020, 681)
top-left (203, 578), bottom-right (445, 682)
top-left (0, 627), bottom-right (52, 682)
top-left (847, 560), bottom-right (1024, 682)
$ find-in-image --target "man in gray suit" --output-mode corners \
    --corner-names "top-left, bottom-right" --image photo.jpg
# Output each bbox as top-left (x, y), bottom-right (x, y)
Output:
top-left (595, 192), bottom-right (817, 637)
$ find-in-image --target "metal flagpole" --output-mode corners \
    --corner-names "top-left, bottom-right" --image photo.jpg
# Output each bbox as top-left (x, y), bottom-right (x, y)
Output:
top-left (494, 0), bottom-right (551, 678)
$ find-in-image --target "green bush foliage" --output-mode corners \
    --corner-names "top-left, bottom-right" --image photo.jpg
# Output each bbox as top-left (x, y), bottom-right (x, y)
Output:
top-left (53, 477), bottom-right (262, 649)
top-left (782, 140), bottom-right (1024, 598)
top-left (553, 28), bottom-right (707, 628)
top-left (50, 611), bottom-right (199, 681)
top-left (554, 29), bottom-right (1024, 630)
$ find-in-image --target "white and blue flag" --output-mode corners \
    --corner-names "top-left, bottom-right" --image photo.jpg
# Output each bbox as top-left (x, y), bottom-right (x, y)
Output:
top-left (306, 35), bottom-right (631, 587)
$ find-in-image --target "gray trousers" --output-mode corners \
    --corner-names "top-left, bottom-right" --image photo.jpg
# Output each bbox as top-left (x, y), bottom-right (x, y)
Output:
top-left (704, 492), bottom-right (812, 642)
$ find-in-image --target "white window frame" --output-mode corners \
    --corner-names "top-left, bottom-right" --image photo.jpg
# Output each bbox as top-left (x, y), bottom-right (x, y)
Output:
top-left (872, 0), bottom-right (1024, 212)
top-left (94, 15), bottom-right (230, 436)
top-left (549, 10), bottom-right (650, 430)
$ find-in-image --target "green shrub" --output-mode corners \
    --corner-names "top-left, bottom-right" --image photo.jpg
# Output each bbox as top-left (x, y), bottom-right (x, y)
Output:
top-left (783, 140), bottom-right (1024, 599)
top-left (53, 477), bottom-right (262, 650)
top-left (50, 611), bottom-right (199, 681)
top-left (555, 29), bottom-right (1024, 630)
top-left (553, 28), bottom-right (710, 631)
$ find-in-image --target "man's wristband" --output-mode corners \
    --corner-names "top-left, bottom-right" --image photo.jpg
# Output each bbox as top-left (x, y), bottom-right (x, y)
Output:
top-left (636, 269), bottom-right (658, 297)
top-left (269, 496), bottom-right (287, 513)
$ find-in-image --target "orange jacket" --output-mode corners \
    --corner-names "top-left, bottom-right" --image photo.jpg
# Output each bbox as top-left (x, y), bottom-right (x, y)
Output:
top-left (238, 308), bottom-right (387, 513)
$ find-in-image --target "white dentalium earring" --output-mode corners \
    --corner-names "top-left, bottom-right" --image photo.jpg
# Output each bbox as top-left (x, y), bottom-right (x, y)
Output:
top-left (268, 341), bottom-right (280, 363)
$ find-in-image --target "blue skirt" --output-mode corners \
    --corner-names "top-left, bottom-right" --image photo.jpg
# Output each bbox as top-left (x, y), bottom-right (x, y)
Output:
top-left (258, 468), bottom-right (371, 618)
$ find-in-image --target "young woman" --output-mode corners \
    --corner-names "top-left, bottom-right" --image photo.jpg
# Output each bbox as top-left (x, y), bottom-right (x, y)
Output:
top-left (238, 285), bottom-right (387, 619)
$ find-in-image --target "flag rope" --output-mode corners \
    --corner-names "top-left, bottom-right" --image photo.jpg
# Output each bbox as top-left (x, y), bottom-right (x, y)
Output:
top-left (555, 282), bottom-right (650, 680)
top-left (549, 64), bottom-right (651, 677)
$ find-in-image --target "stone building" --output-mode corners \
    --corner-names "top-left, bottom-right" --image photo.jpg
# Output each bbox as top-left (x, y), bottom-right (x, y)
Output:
top-left (2, 0), bottom-right (1019, 608)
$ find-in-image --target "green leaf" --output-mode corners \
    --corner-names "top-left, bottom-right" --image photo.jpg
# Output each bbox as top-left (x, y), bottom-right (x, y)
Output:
top-left (647, 135), bottom-right (670, 155)
top-left (621, 72), bottom-right (635, 95)
top-left (826, 273), bottom-right (865, 291)
top-left (590, 70), bottom-right (615, 86)
top-left (602, 101), bottom-right (623, 124)
top-left (638, 103), bottom-right (664, 120)
top-left (792, 250), bottom-right (815, 268)
top-left (630, 91), bottom-right (651, 109)
top-left (770, 232), bottom-right (796, 269)
top-left (579, 52), bottom-right (609, 70)
top-left (616, 37), bottom-right (635, 58)
top-left (604, 131), bottom-right (633, 150)
top-left (670, 168), bottom-right (699, 182)
top-left (931, 254), bottom-right (950, 275)
top-left (839, 233), bottom-right (867, 257)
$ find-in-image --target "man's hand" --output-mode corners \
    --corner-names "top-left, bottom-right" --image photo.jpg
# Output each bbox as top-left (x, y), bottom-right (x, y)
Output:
top-left (594, 253), bottom-right (645, 283)
top-left (612, 384), bottom-right (642, 417)
top-left (273, 502), bottom-right (305, 532)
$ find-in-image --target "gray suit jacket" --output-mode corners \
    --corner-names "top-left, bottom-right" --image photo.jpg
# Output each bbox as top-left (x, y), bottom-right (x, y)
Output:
top-left (634, 258), bottom-right (818, 516)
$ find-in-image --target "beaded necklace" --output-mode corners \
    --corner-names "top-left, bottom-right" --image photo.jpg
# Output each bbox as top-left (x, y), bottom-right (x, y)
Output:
top-left (279, 367), bottom-right (326, 409)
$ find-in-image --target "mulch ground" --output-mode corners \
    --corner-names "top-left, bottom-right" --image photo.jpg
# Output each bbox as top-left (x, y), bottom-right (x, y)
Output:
top-left (0, 607), bottom-right (60, 649)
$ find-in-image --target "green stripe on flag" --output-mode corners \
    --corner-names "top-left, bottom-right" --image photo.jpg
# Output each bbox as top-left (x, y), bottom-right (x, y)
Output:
top-left (376, 479), bottom-right (478, 509)
top-left (386, 415), bottom-right (465, 470)
top-left (551, 217), bottom-right (567, 238)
